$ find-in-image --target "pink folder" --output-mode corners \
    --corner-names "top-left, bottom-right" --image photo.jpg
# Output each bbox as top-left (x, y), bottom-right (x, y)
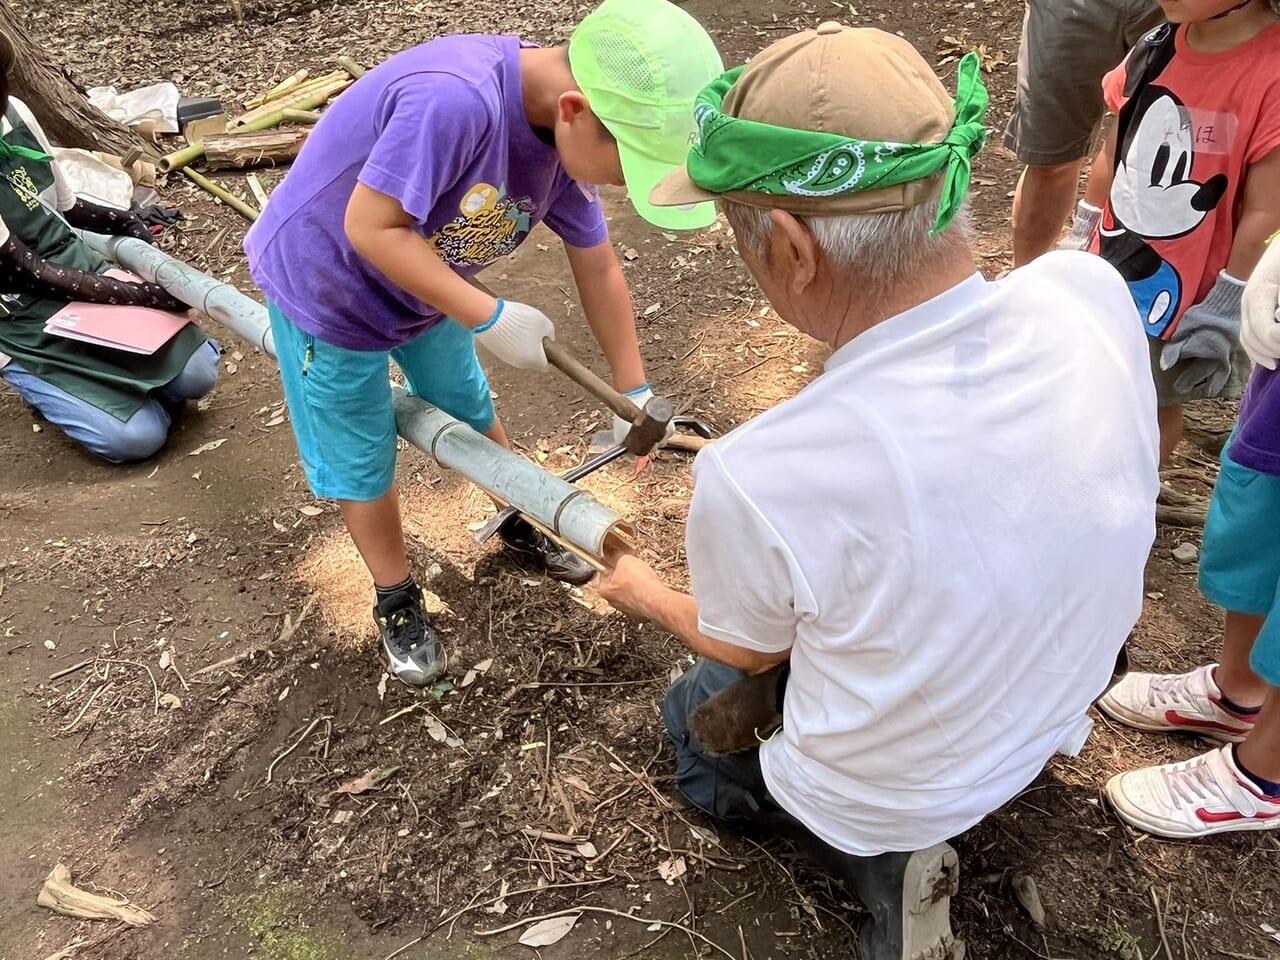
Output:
top-left (43, 301), bottom-right (190, 356)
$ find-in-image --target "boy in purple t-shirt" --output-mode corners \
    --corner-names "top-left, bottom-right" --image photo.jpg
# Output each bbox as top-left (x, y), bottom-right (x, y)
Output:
top-left (244, 0), bottom-right (723, 686)
top-left (1099, 233), bottom-right (1280, 838)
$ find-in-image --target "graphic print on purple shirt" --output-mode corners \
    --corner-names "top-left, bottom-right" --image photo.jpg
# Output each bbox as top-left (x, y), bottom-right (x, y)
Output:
top-left (244, 35), bottom-right (608, 352)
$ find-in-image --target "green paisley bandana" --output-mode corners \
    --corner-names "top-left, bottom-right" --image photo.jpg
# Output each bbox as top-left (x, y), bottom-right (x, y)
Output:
top-left (0, 134), bottom-right (52, 164)
top-left (687, 52), bottom-right (989, 234)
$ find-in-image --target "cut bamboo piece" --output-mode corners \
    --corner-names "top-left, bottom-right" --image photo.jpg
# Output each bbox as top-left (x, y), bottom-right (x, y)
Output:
top-left (38, 864), bottom-right (156, 926)
top-left (182, 167), bottom-right (260, 222)
top-left (246, 173), bottom-right (270, 208)
top-left (203, 129), bottom-right (309, 170)
top-left (336, 56), bottom-right (366, 79)
top-left (246, 68), bottom-right (310, 109)
top-left (280, 108), bottom-right (321, 124)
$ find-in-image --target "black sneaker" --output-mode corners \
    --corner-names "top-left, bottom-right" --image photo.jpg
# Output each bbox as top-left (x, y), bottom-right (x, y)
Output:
top-left (374, 590), bottom-right (446, 687)
top-left (498, 515), bottom-right (595, 586)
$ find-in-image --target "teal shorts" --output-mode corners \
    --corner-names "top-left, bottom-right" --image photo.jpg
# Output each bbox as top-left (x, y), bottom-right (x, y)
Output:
top-left (1200, 440), bottom-right (1280, 685)
top-left (269, 302), bottom-right (496, 502)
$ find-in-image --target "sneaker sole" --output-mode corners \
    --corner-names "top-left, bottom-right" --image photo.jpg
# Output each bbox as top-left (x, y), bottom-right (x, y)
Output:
top-left (902, 843), bottom-right (964, 960)
top-left (1105, 777), bottom-right (1280, 838)
top-left (1096, 698), bottom-right (1249, 743)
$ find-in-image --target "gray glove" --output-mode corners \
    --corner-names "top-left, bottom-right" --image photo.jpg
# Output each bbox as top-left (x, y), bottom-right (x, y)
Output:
top-left (1159, 271), bottom-right (1246, 397)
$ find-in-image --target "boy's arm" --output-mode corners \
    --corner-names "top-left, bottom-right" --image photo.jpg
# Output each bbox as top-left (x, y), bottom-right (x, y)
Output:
top-left (345, 184), bottom-right (497, 329)
top-left (564, 239), bottom-right (647, 394)
top-left (1083, 124), bottom-right (1118, 210)
top-left (1227, 147), bottom-right (1280, 281)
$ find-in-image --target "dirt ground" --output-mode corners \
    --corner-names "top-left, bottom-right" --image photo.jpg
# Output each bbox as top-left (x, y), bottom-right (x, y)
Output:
top-left (3, 1), bottom-right (1280, 959)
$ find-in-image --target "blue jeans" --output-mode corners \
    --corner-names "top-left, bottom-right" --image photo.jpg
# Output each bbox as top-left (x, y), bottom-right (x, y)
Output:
top-left (2, 339), bottom-right (220, 462)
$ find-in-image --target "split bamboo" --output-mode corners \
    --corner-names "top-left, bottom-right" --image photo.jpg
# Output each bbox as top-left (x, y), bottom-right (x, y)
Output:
top-left (227, 72), bottom-right (351, 128)
top-left (245, 68), bottom-right (309, 109)
top-left (181, 167), bottom-right (260, 222)
top-left (203, 129), bottom-right (309, 170)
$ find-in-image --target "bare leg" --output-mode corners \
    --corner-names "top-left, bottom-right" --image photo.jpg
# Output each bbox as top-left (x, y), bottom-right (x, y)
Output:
top-left (1235, 686), bottom-right (1280, 782)
top-left (1158, 404), bottom-right (1184, 467)
top-left (1011, 161), bottom-right (1082, 267)
top-left (1216, 611), bottom-right (1269, 707)
top-left (340, 487), bottom-right (410, 587)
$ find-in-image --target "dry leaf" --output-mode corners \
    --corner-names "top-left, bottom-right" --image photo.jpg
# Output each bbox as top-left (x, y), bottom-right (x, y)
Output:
top-left (425, 715), bottom-right (448, 742)
top-left (658, 856), bottom-right (687, 883)
top-left (460, 669), bottom-right (478, 688)
top-left (518, 914), bottom-right (579, 947)
top-left (330, 766), bottom-right (400, 799)
top-left (299, 505), bottom-right (323, 517)
top-left (376, 673), bottom-right (389, 702)
top-left (575, 841), bottom-right (598, 859)
top-left (159, 650), bottom-right (172, 671)
top-left (158, 693), bottom-right (182, 710)
top-left (187, 439), bottom-right (227, 456)
top-left (474, 658), bottom-right (494, 673)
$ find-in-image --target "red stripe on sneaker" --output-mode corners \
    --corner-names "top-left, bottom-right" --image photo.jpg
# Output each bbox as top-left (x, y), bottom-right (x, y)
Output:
top-left (1164, 710), bottom-right (1251, 734)
top-left (1195, 808), bottom-right (1280, 824)
top-left (1208, 694), bottom-right (1261, 723)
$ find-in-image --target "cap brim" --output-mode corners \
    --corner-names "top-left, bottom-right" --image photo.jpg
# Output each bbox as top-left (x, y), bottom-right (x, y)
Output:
top-left (649, 164), bottom-right (720, 210)
top-left (619, 146), bottom-right (717, 231)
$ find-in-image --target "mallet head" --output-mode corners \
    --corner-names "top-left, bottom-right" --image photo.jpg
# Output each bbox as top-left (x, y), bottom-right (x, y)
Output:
top-left (622, 395), bottom-right (675, 456)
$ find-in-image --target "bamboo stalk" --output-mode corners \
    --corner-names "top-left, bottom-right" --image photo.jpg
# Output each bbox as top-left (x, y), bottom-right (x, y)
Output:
top-left (182, 168), bottom-right (259, 222)
top-left (227, 75), bottom-right (351, 130)
top-left (246, 173), bottom-right (270, 209)
top-left (246, 68), bottom-right (310, 109)
top-left (336, 56), bottom-right (366, 79)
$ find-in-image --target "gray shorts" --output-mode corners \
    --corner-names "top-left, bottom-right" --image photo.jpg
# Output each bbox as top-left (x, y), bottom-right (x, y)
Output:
top-left (1147, 335), bottom-right (1251, 408)
top-left (1003, 0), bottom-right (1164, 166)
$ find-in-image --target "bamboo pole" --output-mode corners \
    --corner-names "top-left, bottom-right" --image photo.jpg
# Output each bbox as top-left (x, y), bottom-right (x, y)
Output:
top-left (182, 167), bottom-right (260, 222)
top-left (78, 231), bottom-right (632, 565)
top-left (245, 68), bottom-right (309, 109)
top-left (77, 232), bottom-right (275, 356)
top-left (336, 56), bottom-right (366, 79)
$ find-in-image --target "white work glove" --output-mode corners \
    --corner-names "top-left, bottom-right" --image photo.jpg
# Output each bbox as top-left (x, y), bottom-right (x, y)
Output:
top-left (1160, 270), bottom-right (1246, 397)
top-left (613, 385), bottom-right (676, 446)
top-left (1058, 200), bottom-right (1102, 252)
top-left (1241, 236), bottom-right (1280, 370)
top-left (473, 299), bottom-right (554, 371)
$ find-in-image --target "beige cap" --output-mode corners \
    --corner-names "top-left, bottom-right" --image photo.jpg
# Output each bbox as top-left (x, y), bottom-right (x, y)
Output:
top-left (651, 22), bottom-right (955, 215)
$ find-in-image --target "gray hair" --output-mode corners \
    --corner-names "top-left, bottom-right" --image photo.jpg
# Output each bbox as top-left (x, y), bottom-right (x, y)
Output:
top-left (722, 194), bottom-right (973, 294)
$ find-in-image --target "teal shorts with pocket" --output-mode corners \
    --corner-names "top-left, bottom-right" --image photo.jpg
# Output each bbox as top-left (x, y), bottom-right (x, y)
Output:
top-left (1200, 439), bottom-right (1280, 685)
top-left (269, 302), bottom-right (496, 502)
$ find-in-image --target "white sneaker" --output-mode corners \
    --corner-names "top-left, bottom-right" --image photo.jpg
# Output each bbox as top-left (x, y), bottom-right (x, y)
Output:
top-left (1098, 664), bottom-right (1255, 742)
top-left (1106, 745), bottom-right (1280, 838)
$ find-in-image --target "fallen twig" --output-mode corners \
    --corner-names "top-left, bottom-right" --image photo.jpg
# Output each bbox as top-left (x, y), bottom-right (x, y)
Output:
top-left (1151, 886), bottom-right (1172, 960)
top-left (62, 682), bottom-right (112, 733)
top-left (266, 714), bottom-right (334, 783)
top-left (49, 659), bottom-right (93, 682)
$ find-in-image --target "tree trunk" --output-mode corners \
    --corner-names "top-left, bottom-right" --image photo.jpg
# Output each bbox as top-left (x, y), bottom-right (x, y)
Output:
top-left (203, 129), bottom-right (309, 170)
top-left (1, 0), bottom-right (154, 157)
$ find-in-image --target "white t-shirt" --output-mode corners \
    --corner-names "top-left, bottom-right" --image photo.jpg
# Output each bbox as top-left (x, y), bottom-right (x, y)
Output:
top-left (686, 253), bottom-right (1159, 856)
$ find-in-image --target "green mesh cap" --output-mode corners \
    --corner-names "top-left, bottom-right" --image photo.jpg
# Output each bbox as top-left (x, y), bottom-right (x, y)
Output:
top-left (568, 0), bottom-right (724, 230)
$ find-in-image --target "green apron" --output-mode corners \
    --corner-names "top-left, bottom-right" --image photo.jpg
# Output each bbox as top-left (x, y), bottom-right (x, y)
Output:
top-left (0, 104), bottom-right (206, 421)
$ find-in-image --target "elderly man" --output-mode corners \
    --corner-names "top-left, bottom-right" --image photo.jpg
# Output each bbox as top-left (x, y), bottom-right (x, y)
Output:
top-left (598, 24), bottom-right (1159, 960)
